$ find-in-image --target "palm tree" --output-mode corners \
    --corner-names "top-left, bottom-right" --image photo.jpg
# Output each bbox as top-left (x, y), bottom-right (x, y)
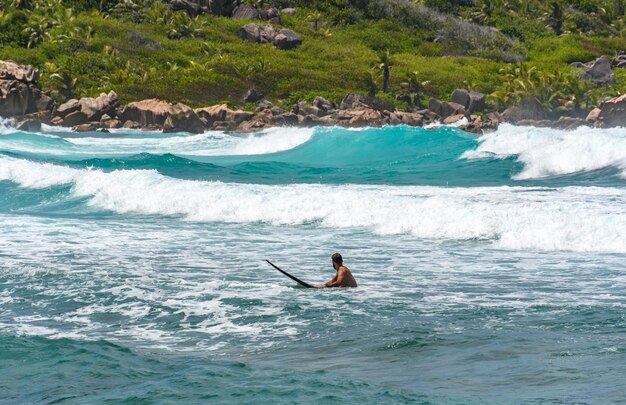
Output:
top-left (307, 11), bottom-right (322, 32)
top-left (402, 72), bottom-right (430, 107)
top-left (547, 1), bottom-right (564, 35)
top-left (49, 69), bottom-right (78, 100)
top-left (377, 50), bottom-right (392, 93)
top-left (365, 67), bottom-right (381, 97)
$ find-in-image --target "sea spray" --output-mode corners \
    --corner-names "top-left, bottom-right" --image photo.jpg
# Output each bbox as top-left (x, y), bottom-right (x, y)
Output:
top-left (463, 123), bottom-right (626, 178)
top-left (1, 155), bottom-right (624, 253)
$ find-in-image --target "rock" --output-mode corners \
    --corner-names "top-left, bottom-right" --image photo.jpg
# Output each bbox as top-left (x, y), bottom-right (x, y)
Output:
top-left (162, 103), bottom-right (205, 134)
top-left (272, 112), bottom-right (298, 126)
top-left (73, 122), bottom-right (105, 132)
top-left (281, 8), bottom-right (296, 16)
top-left (0, 60), bottom-right (54, 118)
top-left (340, 94), bottom-right (394, 113)
top-left (121, 98), bottom-right (204, 132)
top-left (56, 99), bottom-right (81, 118)
top-left (35, 92), bottom-right (55, 114)
top-left (208, 0), bottom-right (237, 16)
top-left (586, 107), bottom-right (602, 123)
top-left (273, 29), bottom-right (302, 50)
top-left (79, 91), bottom-right (119, 121)
top-left (313, 96), bottom-right (335, 113)
top-left (483, 112), bottom-right (500, 130)
top-left (102, 118), bottom-right (122, 129)
top-left (256, 99), bottom-right (273, 111)
top-left (388, 111), bottom-right (423, 126)
top-left (20, 110), bottom-right (52, 125)
top-left (500, 106), bottom-right (545, 123)
top-left (260, 7), bottom-right (281, 24)
top-left (511, 117), bottom-right (588, 130)
top-left (443, 114), bottom-right (466, 125)
top-left (515, 119), bottom-right (554, 127)
top-left (195, 104), bottom-right (256, 129)
top-left (62, 110), bottom-right (89, 127)
top-left (232, 4), bottom-right (259, 19)
top-left (327, 108), bottom-right (383, 127)
top-left (239, 24), bottom-right (276, 42)
top-left (227, 109), bottom-right (254, 125)
top-left (123, 120), bottom-right (142, 129)
top-left (345, 109), bottom-right (382, 127)
top-left (468, 91), bottom-right (486, 113)
top-left (298, 114), bottom-right (322, 127)
top-left (0, 60), bottom-right (39, 83)
top-left (237, 119), bottom-right (267, 131)
top-left (597, 94), bottom-right (626, 127)
top-left (270, 106), bottom-right (286, 116)
top-left (53, 91), bottom-right (119, 125)
top-left (198, 106), bottom-right (254, 130)
top-left (612, 55), bottom-right (626, 68)
top-left (428, 98), bottom-right (466, 119)
top-left (15, 118), bottom-right (41, 132)
top-left (121, 99), bottom-right (174, 128)
top-left (0, 81), bottom-right (31, 116)
top-left (259, 26), bottom-right (278, 44)
top-left (451, 89), bottom-right (485, 112)
top-left (51, 116), bottom-right (64, 126)
top-left (243, 88), bottom-right (263, 103)
top-left (237, 109), bottom-right (272, 131)
top-left (167, 0), bottom-right (209, 16)
top-left (579, 56), bottom-right (615, 86)
top-left (239, 24), bottom-right (301, 50)
top-left (451, 89), bottom-right (470, 109)
top-left (195, 104), bottom-right (230, 125)
top-left (239, 23), bottom-right (264, 42)
top-left (295, 102), bottom-right (320, 117)
top-left (555, 116), bottom-right (587, 129)
top-left (211, 121), bottom-right (232, 131)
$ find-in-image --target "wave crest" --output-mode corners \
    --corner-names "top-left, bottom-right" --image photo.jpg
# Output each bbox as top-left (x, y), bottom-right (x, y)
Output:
top-left (463, 124), bottom-right (626, 179)
top-left (1, 155), bottom-right (625, 253)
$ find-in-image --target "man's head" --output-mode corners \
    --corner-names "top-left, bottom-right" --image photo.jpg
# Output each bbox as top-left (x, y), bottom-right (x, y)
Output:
top-left (331, 253), bottom-right (343, 269)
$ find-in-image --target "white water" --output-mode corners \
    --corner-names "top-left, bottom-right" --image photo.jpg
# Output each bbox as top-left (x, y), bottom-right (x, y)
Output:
top-left (0, 126), bottom-right (314, 157)
top-left (1, 154), bottom-right (625, 253)
top-left (463, 124), bottom-right (626, 178)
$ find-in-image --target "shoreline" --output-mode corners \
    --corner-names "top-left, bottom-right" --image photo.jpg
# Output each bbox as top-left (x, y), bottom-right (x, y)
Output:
top-left (1, 60), bottom-right (624, 135)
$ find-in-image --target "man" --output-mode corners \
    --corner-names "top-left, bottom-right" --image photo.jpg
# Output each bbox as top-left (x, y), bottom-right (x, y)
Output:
top-left (319, 253), bottom-right (358, 288)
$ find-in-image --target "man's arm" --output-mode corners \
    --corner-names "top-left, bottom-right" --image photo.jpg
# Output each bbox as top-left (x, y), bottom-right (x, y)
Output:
top-left (318, 272), bottom-right (339, 288)
top-left (323, 269), bottom-right (346, 288)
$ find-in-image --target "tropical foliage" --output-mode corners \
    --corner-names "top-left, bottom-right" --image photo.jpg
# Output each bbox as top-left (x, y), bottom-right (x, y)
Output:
top-left (0, 0), bottom-right (623, 115)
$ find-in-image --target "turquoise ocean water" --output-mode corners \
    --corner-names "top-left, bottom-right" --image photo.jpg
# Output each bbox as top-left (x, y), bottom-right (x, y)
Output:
top-left (1, 121), bottom-right (625, 404)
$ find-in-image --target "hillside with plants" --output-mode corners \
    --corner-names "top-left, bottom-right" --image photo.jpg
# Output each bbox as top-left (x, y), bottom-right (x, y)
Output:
top-left (0, 0), bottom-right (625, 118)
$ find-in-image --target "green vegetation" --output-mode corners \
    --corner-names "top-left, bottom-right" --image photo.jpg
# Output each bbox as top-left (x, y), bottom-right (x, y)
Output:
top-left (0, 0), bottom-right (624, 116)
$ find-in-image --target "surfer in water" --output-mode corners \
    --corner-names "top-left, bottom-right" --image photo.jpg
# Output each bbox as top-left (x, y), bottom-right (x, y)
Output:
top-left (319, 253), bottom-right (358, 288)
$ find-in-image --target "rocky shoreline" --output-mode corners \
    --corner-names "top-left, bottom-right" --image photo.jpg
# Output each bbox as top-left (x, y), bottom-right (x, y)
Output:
top-left (1, 59), bottom-right (625, 135)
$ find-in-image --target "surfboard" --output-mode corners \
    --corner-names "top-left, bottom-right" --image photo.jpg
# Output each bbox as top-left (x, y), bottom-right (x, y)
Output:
top-left (265, 260), bottom-right (316, 289)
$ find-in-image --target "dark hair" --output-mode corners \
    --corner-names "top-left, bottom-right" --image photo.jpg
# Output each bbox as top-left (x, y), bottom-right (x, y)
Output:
top-left (331, 253), bottom-right (343, 265)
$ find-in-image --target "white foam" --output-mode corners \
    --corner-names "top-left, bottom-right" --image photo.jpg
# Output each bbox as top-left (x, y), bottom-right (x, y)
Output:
top-left (229, 127), bottom-right (314, 155)
top-left (0, 126), bottom-right (314, 157)
top-left (462, 124), bottom-right (626, 179)
top-left (423, 117), bottom-right (469, 129)
top-left (1, 155), bottom-right (625, 253)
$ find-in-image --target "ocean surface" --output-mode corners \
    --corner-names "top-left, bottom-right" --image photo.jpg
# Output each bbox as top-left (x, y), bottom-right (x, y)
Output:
top-left (1, 121), bottom-right (625, 404)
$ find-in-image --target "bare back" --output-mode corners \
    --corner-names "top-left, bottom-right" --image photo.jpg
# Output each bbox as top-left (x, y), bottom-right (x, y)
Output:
top-left (337, 265), bottom-right (358, 288)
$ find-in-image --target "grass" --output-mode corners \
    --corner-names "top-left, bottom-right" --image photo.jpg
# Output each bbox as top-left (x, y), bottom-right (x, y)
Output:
top-left (0, 0), bottom-right (623, 114)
